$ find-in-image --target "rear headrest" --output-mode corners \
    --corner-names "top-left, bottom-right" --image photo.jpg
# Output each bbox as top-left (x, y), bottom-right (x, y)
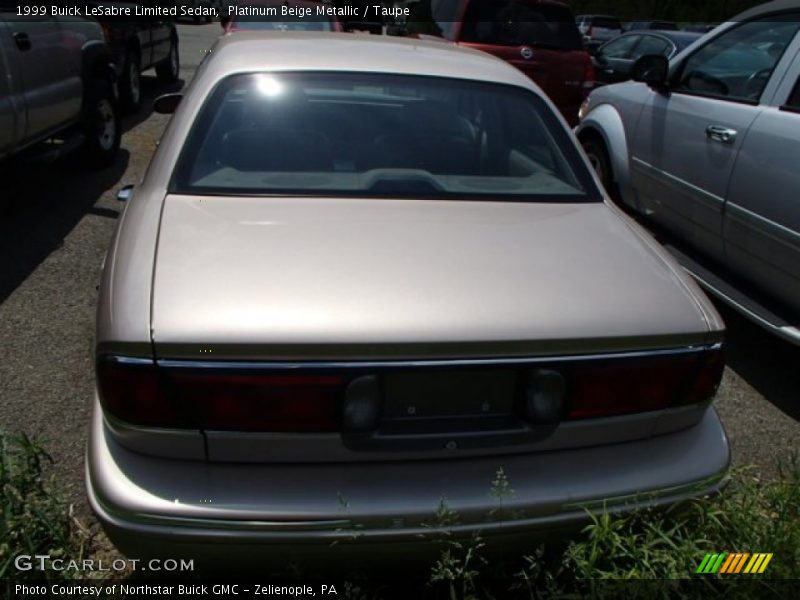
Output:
top-left (221, 129), bottom-right (332, 172)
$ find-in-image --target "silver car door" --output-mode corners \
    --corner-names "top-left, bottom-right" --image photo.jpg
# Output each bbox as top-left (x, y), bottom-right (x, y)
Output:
top-left (723, 48), bottom-right (800, 315)
top-left (2, 14), bottom-right (74, 142)
top-left (629, 17), bottom-right (800, 265)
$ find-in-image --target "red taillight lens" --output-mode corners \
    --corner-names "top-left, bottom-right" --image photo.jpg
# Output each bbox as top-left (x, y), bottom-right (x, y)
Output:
top-left (97, 357), bottom-right (183, 428)
top-left (566, 348), bottom-right (724, 420)
top-left (166, 371), bottom-right (344, 432)
top-left (97, 358), bottom-right (345, 432)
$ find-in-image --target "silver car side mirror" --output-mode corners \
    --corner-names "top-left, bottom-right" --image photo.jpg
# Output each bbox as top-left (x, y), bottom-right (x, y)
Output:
top-left (117, 185), bottom-right (134, 202)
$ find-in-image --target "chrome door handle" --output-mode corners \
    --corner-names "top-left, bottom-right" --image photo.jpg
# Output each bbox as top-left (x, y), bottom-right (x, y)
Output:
top-left (706, 125), bottom-right (737, 144)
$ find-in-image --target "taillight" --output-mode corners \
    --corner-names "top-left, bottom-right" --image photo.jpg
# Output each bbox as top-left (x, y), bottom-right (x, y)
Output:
top-left (97, 358), bottom-right (344, 431)
top-left (97, 347), bottom-right (723, 431)
top-left (96, 357), bottom-right (182, 428)
top-left (566, 348), bottom-right (724, 420)
top-left (166, 371), bottom-right (344, 432)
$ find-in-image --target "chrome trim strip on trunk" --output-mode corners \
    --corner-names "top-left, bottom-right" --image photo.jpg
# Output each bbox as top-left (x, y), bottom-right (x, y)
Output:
top-left (150, 344), bottom-right (722, 371)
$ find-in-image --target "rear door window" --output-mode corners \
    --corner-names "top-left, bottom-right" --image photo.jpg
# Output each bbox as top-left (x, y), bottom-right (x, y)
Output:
top-left (600, 35), bottom-right (640, 59)
top-left (635, 35), bottom-right (672, 57)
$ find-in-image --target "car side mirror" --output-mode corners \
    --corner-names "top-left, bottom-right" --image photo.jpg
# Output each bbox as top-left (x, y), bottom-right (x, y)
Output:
top-left (116, 184), bottom-right (134, 202)
top-left (154, 93), bottom-right (183, 115)
top-left (632, 54), bottom-right (670, 90)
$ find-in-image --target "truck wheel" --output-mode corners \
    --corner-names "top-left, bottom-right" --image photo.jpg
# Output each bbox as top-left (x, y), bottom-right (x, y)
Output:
top-left (156, 38), bottom-right (180, 83)
top-left (82, 80), bottom-right (121, 169)
top-left (119, 48), bottom-right (142, 113)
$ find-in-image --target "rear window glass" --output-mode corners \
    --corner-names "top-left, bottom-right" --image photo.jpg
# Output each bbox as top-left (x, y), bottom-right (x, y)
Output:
top-left (458, 1), bottom-right (583, 50)
top-left (171, 72), bottom-right (596, 201)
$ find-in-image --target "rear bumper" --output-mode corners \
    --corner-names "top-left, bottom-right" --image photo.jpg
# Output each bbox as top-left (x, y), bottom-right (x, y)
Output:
top-left (87, 400), bottom-right (729, 562)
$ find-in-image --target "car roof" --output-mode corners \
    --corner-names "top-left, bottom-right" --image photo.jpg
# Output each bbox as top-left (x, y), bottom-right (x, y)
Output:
top-left (209, 32), bottom-right (536, 89)
top-left (733, 0), bottom-right (800, 21)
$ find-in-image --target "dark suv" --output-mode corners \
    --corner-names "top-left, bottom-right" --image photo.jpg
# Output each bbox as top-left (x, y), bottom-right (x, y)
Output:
top-left (90, 2), bottom-right (180, 113)
top-left (406, 0), bottom-right (594, 126)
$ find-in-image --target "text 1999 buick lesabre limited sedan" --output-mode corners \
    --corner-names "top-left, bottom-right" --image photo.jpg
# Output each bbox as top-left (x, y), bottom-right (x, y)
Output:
top-left (88, 32), bottom-right (729, 563)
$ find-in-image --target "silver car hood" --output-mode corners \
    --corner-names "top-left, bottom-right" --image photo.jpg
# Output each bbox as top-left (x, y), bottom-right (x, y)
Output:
top-left (151, 195), bottom-right (717, 359)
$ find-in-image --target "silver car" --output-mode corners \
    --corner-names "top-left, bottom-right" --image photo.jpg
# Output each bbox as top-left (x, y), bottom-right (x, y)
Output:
top-left (577, 0), bottom-right (800, 344)
top-left (88, 31), bottom-right (729, 561)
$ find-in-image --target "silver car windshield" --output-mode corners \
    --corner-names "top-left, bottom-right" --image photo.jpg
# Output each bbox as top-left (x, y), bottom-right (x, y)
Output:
top-left (172, 72), bottom-right (598, 201)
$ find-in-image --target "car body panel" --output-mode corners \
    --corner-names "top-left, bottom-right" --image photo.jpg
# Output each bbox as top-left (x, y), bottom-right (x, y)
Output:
top-left (0, 11), bottom-right (113, 162)
top-left (724, 106), bottom-right (800, 313)
top-left (0, 18), bottom-right (20, 155)
top-left (92, 32), bottom-right (728, 554)
top-left (0, 15), bottom-right (79, 143)
top-left (577, 84), bottom-right (648, 207)
top-left (578, 0), bottom-right (800, 335)
top-left (87, 399), bottom-right (729, 550)
top-left (630, 92), bottom-right (760, 264)
top-left (459, 42), bottom-right (589, 125)
top-left (151, 195), bottom-right (714, 359)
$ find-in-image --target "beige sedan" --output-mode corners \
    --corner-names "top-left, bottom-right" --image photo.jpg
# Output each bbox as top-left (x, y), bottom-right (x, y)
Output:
top-left (88, 32), bottom-right (729, 563)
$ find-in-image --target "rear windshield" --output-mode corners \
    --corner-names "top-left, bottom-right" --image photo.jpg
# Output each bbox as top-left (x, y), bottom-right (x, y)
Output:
top-left (171, 72), bottom-right (597, 201)
top-left (459, 1), bottom-right (583, 50)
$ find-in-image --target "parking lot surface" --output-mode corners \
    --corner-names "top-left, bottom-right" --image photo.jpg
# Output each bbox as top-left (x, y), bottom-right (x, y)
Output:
top-left (0, 23), bottom-right (798, 527)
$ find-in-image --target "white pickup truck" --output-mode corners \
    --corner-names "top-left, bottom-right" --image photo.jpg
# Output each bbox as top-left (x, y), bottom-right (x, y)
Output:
top-left (0, 8), bottom-right (120, 167)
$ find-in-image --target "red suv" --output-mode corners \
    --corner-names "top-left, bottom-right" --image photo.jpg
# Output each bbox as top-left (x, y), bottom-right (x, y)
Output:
top-left (406, 0), bottom-right (594, 126)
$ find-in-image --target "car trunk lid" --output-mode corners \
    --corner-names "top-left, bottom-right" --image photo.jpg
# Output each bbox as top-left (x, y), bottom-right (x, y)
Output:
top-left (151, 195), bottom-right (711, 359)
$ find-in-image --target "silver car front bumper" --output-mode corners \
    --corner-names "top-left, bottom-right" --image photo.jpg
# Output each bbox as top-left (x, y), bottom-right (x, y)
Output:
top-left (86, 398), bottom-right (729, 561)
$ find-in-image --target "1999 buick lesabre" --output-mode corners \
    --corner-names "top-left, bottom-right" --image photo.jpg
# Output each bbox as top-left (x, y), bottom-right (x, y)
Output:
top-left (87, 32), bottom-right (729, 561)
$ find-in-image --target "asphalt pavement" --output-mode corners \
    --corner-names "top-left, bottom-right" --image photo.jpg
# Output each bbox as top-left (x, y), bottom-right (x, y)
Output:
top-left (0, 23), bottom-right (798, 532)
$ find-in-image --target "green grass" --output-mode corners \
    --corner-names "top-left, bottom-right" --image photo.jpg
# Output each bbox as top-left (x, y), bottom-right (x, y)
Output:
top-left (425, 461), bottom-right (800, 599)
top-left (0, 430), bottom-right (91, 583)
top-left (1, 429), bottom-right (798, 598)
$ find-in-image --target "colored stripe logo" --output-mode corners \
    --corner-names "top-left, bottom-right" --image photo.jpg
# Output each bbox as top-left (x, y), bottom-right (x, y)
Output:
top-left (696, 553), bottom-right (773, 574)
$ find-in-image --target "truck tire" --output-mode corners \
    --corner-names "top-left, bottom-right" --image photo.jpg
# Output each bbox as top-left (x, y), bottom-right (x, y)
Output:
top-left (119, 48), bottom-right (142, 113)
top-left (155, 37), bottom-right (180, 83)
top-left (81, 79), bottom-right (121, 169)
